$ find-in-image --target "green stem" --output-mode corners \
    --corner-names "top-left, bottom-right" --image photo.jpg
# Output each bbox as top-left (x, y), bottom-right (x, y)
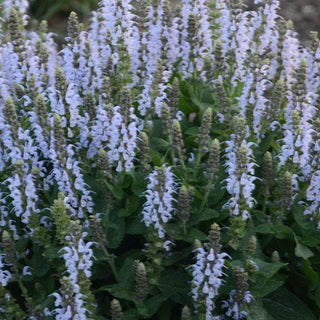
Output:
top-left (199, 187), bottom-right (210, 213)
top-left (102, 246), bottom-right (119, 282)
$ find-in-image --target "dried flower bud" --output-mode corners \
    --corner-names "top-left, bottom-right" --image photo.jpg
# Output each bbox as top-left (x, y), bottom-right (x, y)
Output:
top-left (84, 91), bottom-right (96, 121)
top-left (119, 86), bottom-right (132, 123)
top-left (167, 78), bottom-right (180, 117)
top-left (139, 132), bottom-right (151, 172)
top-left (270, 79), bottom-right (285, 122)
top-left (14, 160), bottom-right (24, 180)
top-left (9, 8), bottom-right (23, 53)
top-left (52, 193), bottom-right (70, 244)
top-left (262, 151), bottom-right (273, 196)
top-left (177, 185), bottom-right (193, 226)
top-left (101, 76), bottom-right (111, 104)
top-left (35, 94), bottom-right (48, 129)
top-left (67, 12), bottom-right (80, 43)
top-left (55, 67), bottom-right (67, 93)
top-left (271, 250), bottom-right (280, 263)
top-left (89, 215), bottom-right (107, 247)
top-left (196, 108), bottom-right (212, 154)
top-left (161, 103), bottom-right (171, 136)
top-left (97, 149), bottom-right (112, 180)
top-left (111, 299), bottom-right (123, 320)
top-left (187, 13), bottom-right (197, 48)
top-left (232, 116), bottom-right (247, 143)
top-left (228, 216), bottom-right (247, 248)
top-left (172, 120), bottom-right (185, 160)
top-left (181, 305), bottom-right (192, 320)
top-left (214, 40), bottom-right (225, 73)
top-left (203, 55), bottom-right (215, 81)
top-left (247, 236), bottom-right (257, 257)
top-left (134, 261), bottom-right (148, 302)
top-left (293, 59), bottom-right (307, 98)
top-left (4, 97), bottom-right (18, 139)
top-left (216, 79), bottom-right (231, 119)
top-left (280, 171), bottom-right (293, 210)
top-left (193, 239), bottom-right (202, 250)
top-left (2, 231), bottom-right (17, 268)
top-left (39, 20), bottom-right (48, 38)
top-left (234, 267), bottom-right (249, 294)
top-left (53, 114), bottom-right (67, 160)
top-left (309, 31), bottom-right (319, 53)
top-left (14, 83), bottom-right (24, 99)
top-left (206, 139), bottom-right (220, 182)
top-left (208, 223), bottom-right (221, 253)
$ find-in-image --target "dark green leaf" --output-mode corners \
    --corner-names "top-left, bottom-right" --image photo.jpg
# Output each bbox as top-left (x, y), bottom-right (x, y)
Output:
top-left (295, 243), bottom-right (314, 260)
top-left (254, 258), bottom-right (286, 278)
top-left (247, 300), bottom-right (275, 320)
top-left (262, 287), bottom-right (317, 320)
top-left (157, 270), bottom-right (190, 304)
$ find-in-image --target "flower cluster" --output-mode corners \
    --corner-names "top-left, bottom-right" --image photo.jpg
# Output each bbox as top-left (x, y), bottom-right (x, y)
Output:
top-left (191, 224), bottom-right (229, 319)
top-left (141, 165), bottom-right (176, 250)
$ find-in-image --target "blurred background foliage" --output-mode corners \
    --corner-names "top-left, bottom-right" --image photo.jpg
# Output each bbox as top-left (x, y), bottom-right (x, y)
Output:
top-left (29, 0), bottom-right (97, 43)
top-left (28, 0), bottom-right (320, 44)
top-left (30, 0), bottom-right (96, 21)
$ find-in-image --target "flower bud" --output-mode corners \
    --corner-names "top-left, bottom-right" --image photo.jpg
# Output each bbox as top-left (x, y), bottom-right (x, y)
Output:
top-left (139, 132), bottom-right (151, 172)
top-left (271, 250), bottom-right (280, 263)
top-left (196, 108), bottom-right (212, 154)
top-left (4, 97), bottom-right (18, 139)
top-left (178, 185), bottom-right (193, 226)
top-left (111, 299), bottom-right (123, 320)
top-left (134, 261), bottom-right (148, 302)
top-left (35, 94), bottom-right (49, 131)
top-left (67, 12), bottom-right (80, 43)
top-left (172, 120), bottom-right (185, 160)
top-left (181, 305), bottom-right (192, 320)
top-left (84, 91), bottom-right (96, 121)
top-left (89, 215), bottom-right (107, 247)
top-left (52, 193), bottom-right (70, 244)
top-left (206, 139), bottom-right (220, 181)
top-left (161, 103), bottom-right (171, 136)
top-left (280, 171), bottom-right (293, 210)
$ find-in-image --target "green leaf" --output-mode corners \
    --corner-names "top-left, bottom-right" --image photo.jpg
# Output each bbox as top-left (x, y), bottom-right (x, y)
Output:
top-left (292, 204), bottom-right (313, 230)
top-left (157, 269), bottom-right (190, 304)
top-left (262, 287), bottom-right (317, 320)
top-left (301, 259), bottom-right (319, 284)
top-left (126, 215), bottom-right (146, 235)
top-left (255, 224), bottom-right (275, 235)
top-left (139, 295), bottom-right (168, 318)
top-left (98, 284), bottom-right (135, 301)
top-left (132, 171), bottom-right (146, 196)
top-left (274, 225), bottom-right (294, 240)
top-left (103, 213), bottom-right (125, 248)
top-left (295, 243), bottom-right (314, 260)
top-left (123, 309), bottom-right (138, 320)
top-left (254, 258), bottom-right (287, 278)
top-left (184, 126), bottom-right (199, 136)
top-left (166, 224), bottom-right (207, 242)
top-left (188, 208), bottom-right (219, 226)
top-left (251, 274), bottom-right (286, 298)
top-left (247, 300), bottom-right (275, 320)
top-left (150, 137), bottom-right (170, 150)
top-left (29, 246), bottom-right (51, 277)
top-left (104, 180), bottom-right (124, 200)
top-left (118, 257), bottom-right (135, 289)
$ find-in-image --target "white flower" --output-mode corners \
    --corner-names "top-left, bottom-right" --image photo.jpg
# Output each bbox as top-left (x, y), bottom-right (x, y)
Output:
top-left (141, 165), bottom-right (176, 241)
top-left (191, 245), bottom-right (229, 319)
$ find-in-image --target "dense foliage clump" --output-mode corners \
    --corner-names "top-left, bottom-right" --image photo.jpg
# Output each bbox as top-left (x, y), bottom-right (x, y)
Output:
top-left (0, 0), bottom-right (320, 319)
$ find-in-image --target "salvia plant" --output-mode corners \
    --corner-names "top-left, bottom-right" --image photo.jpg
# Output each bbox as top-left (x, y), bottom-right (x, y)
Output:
top-left (0, 0), bottom-right (320, 319)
